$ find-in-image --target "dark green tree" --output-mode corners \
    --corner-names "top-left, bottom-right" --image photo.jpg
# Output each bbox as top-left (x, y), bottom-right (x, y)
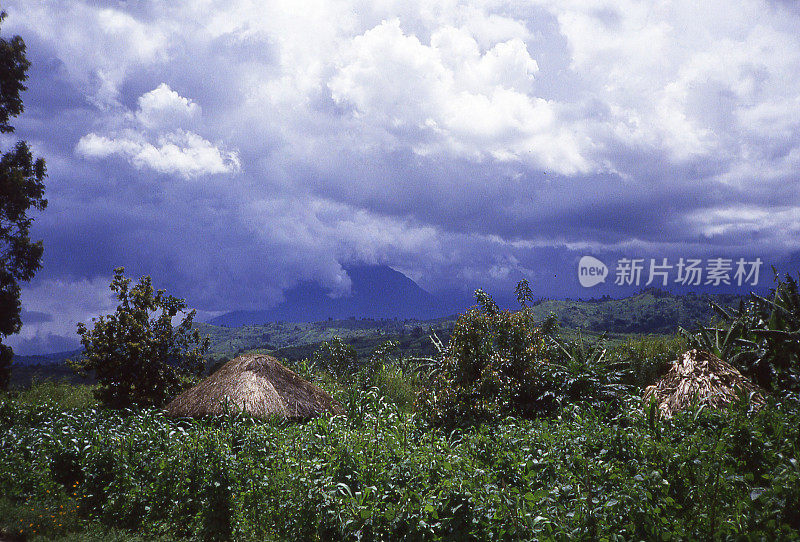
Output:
top-left (72, 268), bottom-right (210, 408)
top-left (0, 12), bottom-right (47, 389)
top-left (515, 278), bottom-right (534, 307)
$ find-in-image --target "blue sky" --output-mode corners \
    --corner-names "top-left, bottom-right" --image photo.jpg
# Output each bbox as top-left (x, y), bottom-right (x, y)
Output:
top-left (3, 0), bottom-right (800, 354)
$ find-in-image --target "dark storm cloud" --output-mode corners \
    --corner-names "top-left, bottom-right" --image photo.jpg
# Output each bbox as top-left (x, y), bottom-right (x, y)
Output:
top-left (20, 311), bottom-right (52, 324)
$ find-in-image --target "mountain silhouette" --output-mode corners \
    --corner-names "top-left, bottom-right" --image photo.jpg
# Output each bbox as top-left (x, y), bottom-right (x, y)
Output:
top-left (209, 264), bottom-right (456, 326)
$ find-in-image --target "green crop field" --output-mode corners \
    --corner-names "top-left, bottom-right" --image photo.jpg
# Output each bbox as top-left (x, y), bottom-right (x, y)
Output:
top-left (2, 284), bottom-right (799, 541)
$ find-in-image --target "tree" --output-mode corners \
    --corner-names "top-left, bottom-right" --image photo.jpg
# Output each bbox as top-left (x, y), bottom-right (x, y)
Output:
top-left (72, 268), bottom-right (210, 408)
top-left (0, 12), bottom-right (47, 389)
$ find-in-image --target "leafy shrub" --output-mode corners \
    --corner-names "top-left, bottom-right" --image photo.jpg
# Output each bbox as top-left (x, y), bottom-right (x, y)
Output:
top-left (366, 339), bottom-right (400, 377)
top-left (612, 334), bottom-right (688, 388)
top-left (71, 267), bottom-right (209, 409)
top-left (745, 272), bottom-right (800, 392)
top-left (313, 337), bottom-right (357, 381)
top-left (419, 283), bottom-right (631, 426)
top-left (418, 298), bottom-right (550, 425)
top-left (545, 332), bottom-right (632, 408)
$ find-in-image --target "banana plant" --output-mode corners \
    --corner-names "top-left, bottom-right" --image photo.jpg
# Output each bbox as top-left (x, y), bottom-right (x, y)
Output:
top-left (546, 332), bottom-right (632, 406)
top-left (681, 272), bottom-right (800, 392)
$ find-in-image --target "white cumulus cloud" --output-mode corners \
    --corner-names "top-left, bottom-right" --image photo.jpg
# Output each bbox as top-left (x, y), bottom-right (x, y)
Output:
top-left (136, 83), bottom-right (201, 129)
top-left (328, 19), bottom-right (588, 173)
top-left (77, 130), bottom-right (240, 178)
top-left (5, 2), bottom-right (168, 106)
top-left (76, 84), bottom-right (239, 178)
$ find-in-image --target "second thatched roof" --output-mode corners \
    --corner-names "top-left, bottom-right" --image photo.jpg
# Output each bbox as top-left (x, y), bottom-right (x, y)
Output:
top-left (643, 349), bottom-right (765, 418)
top-left (165, 354), bottom-right (343, 420)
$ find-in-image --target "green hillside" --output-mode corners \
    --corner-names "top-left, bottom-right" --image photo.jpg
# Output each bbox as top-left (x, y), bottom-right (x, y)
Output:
top-left (197, 288), bottom-right (744, 362)
top-left (197, 317), bottom-right (454, 364)
top-left (10, 288), bottom-right (744, 385)
top-left (526, 288), bottom-right (745, 334)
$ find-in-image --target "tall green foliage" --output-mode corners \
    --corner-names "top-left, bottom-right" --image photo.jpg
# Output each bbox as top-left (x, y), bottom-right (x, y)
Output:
top-left (71, 268), bottom-right (209, 408)
top-left (682, 272), bottom-right (800, 393)
top-left (313, 337), bottom-right (358, 380)
top-left (0, 12), bottom-right (47, 389)
top-left (419, 283), bottom-right (630, 426)
top-left (2, 387), bottom-right (799, 541)
top-left (747, 272), bottom-right (800, 392)
top-left (419, 297), bottom-right (547, 425)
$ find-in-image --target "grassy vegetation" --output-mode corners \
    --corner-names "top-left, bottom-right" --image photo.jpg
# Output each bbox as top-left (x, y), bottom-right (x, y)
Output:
top-left (1, 382), bottom-right (798, 541)
top-left (2, 285), bottom-right (798, 541)
top-left (10, 378), bottom-right (97, 410)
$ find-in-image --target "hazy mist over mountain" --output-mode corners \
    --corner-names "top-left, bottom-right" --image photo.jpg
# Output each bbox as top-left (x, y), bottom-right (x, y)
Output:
top-left (209, 264), bottom-right (464, 326)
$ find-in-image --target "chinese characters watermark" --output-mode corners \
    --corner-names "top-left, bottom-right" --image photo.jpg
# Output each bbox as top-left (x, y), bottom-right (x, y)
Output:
top-left (578, 256), bottom-right (762, 288)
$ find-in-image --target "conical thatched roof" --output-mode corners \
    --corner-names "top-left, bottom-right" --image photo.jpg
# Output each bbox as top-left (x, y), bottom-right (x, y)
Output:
top-left (165, 354), bottom-right (343, 420)
top-left (643, 349), bottom-right (765, 418)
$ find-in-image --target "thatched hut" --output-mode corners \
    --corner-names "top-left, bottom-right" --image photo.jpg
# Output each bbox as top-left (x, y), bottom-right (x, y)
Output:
top-left (165, 354), bottom-right (343, 420)
top-left (643, 349), bottom-right (765, 418)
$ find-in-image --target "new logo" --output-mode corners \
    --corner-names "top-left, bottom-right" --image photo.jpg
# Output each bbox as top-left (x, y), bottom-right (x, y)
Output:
top-left (578, 256), bottom-right (608, 287)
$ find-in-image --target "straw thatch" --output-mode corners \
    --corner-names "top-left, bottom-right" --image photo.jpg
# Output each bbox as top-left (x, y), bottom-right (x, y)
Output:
top-left (643, 349), bottom-right (765, 418)
top-left (165, 354), bottom-right (343, 420)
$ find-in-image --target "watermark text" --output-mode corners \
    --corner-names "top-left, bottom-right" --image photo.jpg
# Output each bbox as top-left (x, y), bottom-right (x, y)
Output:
top-left (578, 257), bottom-right (762, 287)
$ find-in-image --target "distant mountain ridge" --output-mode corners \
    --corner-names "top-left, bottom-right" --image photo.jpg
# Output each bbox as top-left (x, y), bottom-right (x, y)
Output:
top-left (198, 287), bottom-right (748, 359)
top-left (209, 264), bottom-right (455, 327)
top-left (12, 349), bottom-right (82, 366)
top-left (10, 287), bottom-right (750, 386)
